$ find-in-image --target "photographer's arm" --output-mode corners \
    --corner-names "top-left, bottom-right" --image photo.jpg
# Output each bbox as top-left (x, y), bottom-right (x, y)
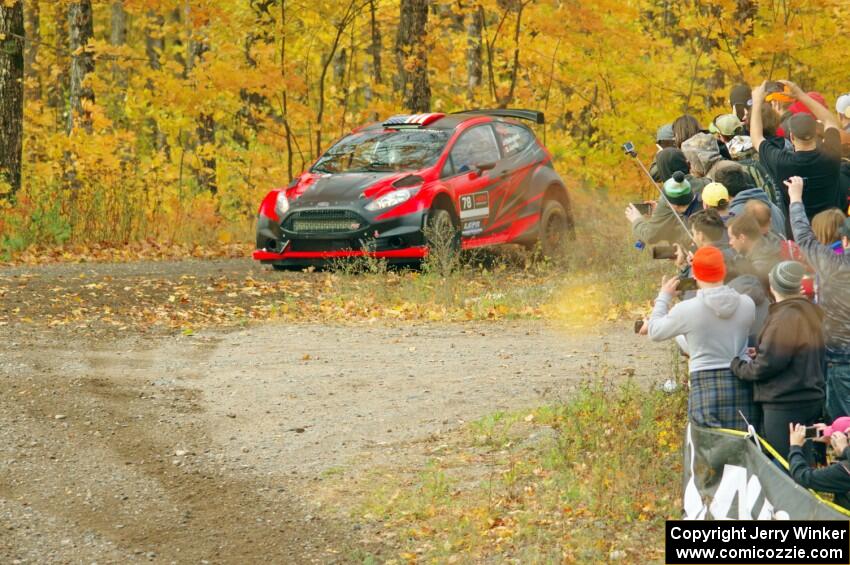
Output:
top-left (780, 80), bottom-right (840, 131)
top-left (631, 199), bottom-right (675, 244)
top-left (647, 280), bottom-right (687, 342)
top-left (750, 82), bottom-right (766, 151)
top-left (730, 319), bottom-right (792, 381)
top-left (788, 179), bottom-right (843, 276)
top-left (789, 447), bottom-right (850, 493)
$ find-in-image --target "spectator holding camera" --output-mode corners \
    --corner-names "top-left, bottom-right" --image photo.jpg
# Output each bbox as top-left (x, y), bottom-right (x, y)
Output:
top-left (648, 246), bottom-right (757, 431)
top-left (789, 421), bottom-right (850, 509)
top-left (727, 213), bottom-right (782, 285)
top-left (751, 80), bottom-right (843, 232)
top-left (787, 176), bottom-right (850, 419)
top-left (675, 209), bottom-right (736, 275)
top-left (626, 154), bottom-right (704, 246)
top-left (731, 261), bottom-right (826, 461)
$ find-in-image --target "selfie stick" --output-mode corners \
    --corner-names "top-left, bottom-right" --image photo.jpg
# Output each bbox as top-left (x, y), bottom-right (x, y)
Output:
top-left (623, 143), bottom-right (697, 246)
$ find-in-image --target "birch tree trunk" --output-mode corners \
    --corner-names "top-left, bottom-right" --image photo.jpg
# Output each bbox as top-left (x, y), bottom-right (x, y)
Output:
top-left (68, 0), bottom-right (94, 134)
top-left (0, 0), bottom-right (24, 196)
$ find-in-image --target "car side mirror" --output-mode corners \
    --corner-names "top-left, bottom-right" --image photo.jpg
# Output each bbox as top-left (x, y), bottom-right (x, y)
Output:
top-left (471, 162), bottom-right (496, 178)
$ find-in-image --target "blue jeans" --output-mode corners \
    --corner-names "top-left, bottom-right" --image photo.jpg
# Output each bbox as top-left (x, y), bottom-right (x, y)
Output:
top-left (826, 360), bottom-right (850, 421)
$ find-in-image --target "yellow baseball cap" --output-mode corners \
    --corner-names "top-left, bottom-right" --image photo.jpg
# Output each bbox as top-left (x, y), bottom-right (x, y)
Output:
top-left (702, 182), bottom-right (730, 208)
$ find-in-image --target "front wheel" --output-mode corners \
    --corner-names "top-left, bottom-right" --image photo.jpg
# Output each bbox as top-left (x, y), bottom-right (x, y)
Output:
top-left (424, 208), bottom-right (460, 274)
top-left (539, 200), bottom-right (569, 258)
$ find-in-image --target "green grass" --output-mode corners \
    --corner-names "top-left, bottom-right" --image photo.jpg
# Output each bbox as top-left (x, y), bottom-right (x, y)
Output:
top-left (352, 377), bottom-right (688, 564)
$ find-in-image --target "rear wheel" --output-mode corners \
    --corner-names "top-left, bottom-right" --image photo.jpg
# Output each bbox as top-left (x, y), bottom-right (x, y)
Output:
top-left (539, 199), bottom-right (569, 258)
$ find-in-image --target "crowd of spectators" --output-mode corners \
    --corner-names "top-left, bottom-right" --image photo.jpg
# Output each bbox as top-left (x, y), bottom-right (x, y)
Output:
top-left (625, 79), bottom-right (850, 507)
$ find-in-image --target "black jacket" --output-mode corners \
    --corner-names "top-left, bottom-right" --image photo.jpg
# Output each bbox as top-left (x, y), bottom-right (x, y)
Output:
top-left (789, 445), bottom-right (850, 509)
top-left (730, 297), bottom-right (825, 404)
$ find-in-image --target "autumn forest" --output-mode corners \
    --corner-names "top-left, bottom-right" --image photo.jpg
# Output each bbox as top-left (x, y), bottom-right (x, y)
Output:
top-left (0, 0), bottom-right (846, 254)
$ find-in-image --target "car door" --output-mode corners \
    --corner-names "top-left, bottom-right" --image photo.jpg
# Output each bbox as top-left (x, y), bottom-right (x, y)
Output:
top-left (489, 121), bottom-right (540, 231)
top-left (440, 124), bottom-right (503, 238)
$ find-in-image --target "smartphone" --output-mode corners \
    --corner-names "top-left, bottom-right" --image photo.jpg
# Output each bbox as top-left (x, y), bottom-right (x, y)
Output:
top-left (622, 141), bottom-right (637, 157)
top-left (678, 278), bottom-right (698, 292)
top-left (804, 426), bottom-right (822, 439)
top-left (765, 81), bottom-right (785, 94)
top-left (651, 245), bottom-right (677, 260)
top-left (631, 202), bottom-right (652, 216)
top-left (634, 319), bottom-right (644, 334)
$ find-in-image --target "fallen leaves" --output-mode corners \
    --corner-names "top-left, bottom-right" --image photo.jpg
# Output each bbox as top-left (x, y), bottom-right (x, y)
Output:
top-left (0, 265), bottom-right (560, 333)
top-left (1, 240), bottom-right (252, 267)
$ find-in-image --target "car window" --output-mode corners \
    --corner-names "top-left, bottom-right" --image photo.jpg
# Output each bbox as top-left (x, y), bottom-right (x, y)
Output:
top-left (446, 125), bottom-right (501, 176)
top-left (493, 122), bottom-right (534, 158)
top-left (311, 129), bottom-right (450, 174)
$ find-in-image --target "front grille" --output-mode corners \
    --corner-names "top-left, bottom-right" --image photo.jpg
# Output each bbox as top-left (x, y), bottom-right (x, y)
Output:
top-left (289, 239), bottom-right (357, 252)
top-left (283, 209), bottom-right (366, 234)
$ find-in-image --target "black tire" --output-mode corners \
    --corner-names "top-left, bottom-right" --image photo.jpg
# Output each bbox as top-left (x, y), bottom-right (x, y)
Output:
top-left (539, 199), bottom-right (569, 258)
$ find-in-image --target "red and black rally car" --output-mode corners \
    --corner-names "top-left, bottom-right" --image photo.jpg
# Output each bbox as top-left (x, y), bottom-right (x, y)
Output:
top-left (253, 109), bottom-right (573, 269)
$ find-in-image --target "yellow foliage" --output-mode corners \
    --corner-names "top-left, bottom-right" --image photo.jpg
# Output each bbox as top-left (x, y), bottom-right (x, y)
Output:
top-left (4, 0), bottom-right (849, 251)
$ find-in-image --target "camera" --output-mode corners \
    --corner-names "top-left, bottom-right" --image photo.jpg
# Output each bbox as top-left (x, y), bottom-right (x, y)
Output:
top-left (631, 202), bottom-right (652, 216)
top-left (678, 277), bottom-right (698, 292)
top-left (622, 141), bottom-right (637, 157)
top-left (651, 245), bottom-right (677, 260)
top-left (765, 81), bottom-right (785, 94)
top-left (804, 426), bottom-right (822, 439)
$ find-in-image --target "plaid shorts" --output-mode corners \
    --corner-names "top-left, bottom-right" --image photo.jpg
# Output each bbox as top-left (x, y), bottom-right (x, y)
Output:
top-left (689, 368), bottom-right (759, 431)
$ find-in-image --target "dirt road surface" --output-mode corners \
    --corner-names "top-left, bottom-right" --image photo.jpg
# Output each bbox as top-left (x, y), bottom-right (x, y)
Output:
top-left (1, 259), bottom-right (672, 563)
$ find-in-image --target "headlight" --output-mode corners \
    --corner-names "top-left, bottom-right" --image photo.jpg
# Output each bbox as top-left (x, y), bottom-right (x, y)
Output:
top-left (274, 191), bottom-right (290, 218)
top-left (365, 188), bottom-right (414, 211)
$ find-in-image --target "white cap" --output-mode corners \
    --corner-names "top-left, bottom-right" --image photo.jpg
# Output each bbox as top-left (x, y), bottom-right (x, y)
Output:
top-left (836, 94), bottom-right (850, 117)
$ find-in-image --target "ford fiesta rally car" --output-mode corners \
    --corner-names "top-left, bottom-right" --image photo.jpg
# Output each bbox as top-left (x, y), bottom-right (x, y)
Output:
top-left (253, 109), bottom-right (573, 269)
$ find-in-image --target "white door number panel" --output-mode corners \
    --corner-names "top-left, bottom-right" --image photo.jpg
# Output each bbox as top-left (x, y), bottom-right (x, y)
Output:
top-left (459, 191), bottom-right (490, 235)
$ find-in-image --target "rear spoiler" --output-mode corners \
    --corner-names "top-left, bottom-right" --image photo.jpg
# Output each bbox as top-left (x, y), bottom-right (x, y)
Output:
top-left (455, 108), bottom-right (545, 125)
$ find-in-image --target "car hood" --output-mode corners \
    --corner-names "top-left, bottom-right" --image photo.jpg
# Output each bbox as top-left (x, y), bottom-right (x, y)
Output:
top-left (288, 172), bottom-right (410, 207)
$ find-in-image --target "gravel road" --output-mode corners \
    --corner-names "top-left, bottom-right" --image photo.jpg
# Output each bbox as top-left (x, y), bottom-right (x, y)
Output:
top-left (1, 259), bottom-right (672, 563)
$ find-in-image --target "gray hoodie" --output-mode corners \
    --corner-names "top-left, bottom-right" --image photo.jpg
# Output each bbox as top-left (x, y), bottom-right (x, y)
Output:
top-left (728, 188), bottom-right (787, 238)
top-left (648, 286), bottom-right (756, 372)
top-left (728, 275), bottom-right (769, 346)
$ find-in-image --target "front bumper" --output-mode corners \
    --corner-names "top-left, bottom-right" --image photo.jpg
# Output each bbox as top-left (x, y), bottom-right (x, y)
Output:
top-left (254, 206), bottom-right (428, 265)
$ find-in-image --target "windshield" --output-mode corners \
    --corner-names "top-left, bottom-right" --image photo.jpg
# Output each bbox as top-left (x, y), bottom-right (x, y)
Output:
top-left (311, 129), bottom-right (450, 174)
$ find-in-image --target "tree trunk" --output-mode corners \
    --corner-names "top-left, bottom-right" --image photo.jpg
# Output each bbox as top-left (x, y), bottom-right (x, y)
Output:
top-left (24, 0), bottom-right (39, 101)
top-left (396, 0), bottom-right (430, 113)
top-left (315, 0), bottom-right (358, 156)
top-left (110, 1), bottom-right (127, 87)
top-left (465, 5), bottom-right (482, 103)
top-left (368, 0), bottom-right (382, 85)
top-left (0, 0), bottom-right (24, 196)
top-left (191, 34), bottom-right (216, 195)
top-left (48, 3), bottom-right (68, 131)
top-left (280, 0), bottom-right (294, 179)
top-left (145, 11), bottom-right (164, 71)
top-left (196, 112), bottom-right (217, 195)
top-left (68, 0), bottom-right (94, 134)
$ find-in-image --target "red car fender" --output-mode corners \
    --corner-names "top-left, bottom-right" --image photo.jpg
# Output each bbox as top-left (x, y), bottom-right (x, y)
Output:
top-left (258, 189), bottom-right (283, 222)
